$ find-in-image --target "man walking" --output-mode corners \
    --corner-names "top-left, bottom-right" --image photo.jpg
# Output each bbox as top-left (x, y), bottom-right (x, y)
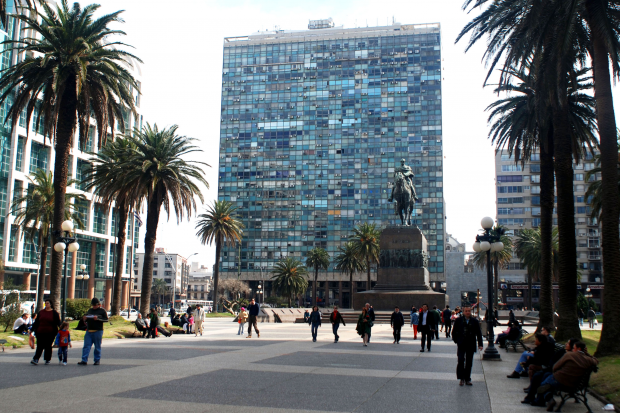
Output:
top-left (329, 305), bottom-right (345, 343)
top-left (432, 306), bottom-right (441, 340)
top-left (587, 307), bottom-right (596, 329)
top-left (443, 305), bottom-right (452, 338)
top-left (78, 298), bottom-right (108, 366)
top-left (418, 304), bottom-right (436, 352)
top-left (194, 304), bottom-right (205, 336)
top-left (365, 303), bottom-right (376, 343)
top-left (247, 298), bottom-right (260, 338)
top-left (391, 306), bottom-right (405, 344)
top-left (452, 304), bottom-right (483, 386)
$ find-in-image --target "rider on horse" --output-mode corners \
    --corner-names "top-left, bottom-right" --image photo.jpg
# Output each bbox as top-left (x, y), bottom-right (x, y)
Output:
top-left (388, 159), bottom-right (418, 202)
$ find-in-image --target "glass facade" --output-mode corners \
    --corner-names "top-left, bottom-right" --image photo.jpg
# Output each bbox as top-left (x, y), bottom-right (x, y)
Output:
top-left (93, 203), bottom-right (107, 234)
top-left (29, 141), bottom-right (48, 173)
top-left (217, 23), bottom-right (445, 279)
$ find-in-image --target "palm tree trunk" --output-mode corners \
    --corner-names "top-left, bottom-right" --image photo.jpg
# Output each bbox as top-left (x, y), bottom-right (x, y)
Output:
top-left (139, 188), bottom-right (163, 318)
top-left (212, 237), bottom-right (221, 312)
top-left (349, 270), bottom-right (353, 309)
top-left (553, 107), bottom-right (581, 341)
top-left (366, 258), bottom-right (371, 291)
top-left (538, 139), bottom-right (555, 330)
top-left (49, 77), bottom-right (78, 313)
top-left (36, 230), bottom-right (49, 312)
top-left (312, 267), bottom-right (318, 306)
top-left (112, 200), bottom-right (128, 316)
top-left (587, 18), bottom-right (620, 356)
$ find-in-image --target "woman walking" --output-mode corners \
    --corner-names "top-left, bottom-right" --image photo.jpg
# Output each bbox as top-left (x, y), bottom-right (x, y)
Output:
top-left (356, 307), bottom-right (372, 346)
top-left (30, 299), bottom-right (61, 365)
top-left (238, 307), bottom-right (249, 335)
top-left (410, 306), bottom-right (419, 340)
top-left (148, 308), bottom-right (159, 338)
top-left (308, 306), bottom-right (322, 342)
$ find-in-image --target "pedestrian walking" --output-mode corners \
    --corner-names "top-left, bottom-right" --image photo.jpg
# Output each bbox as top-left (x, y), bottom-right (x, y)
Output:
top-left (365, 303), bottom-right (375, 343)
top-left (237, 307), bottom-right (248, 335)
top-left (410, 306), bottom-right (419, 340)
top-left (587, 307), bottom-right (596, 329)
top-left (432, 306), bottom-right (441, 340)
top-left (418, 304), bottom-right (436, 352)
top-left (578, 308), bottom-right (585, 327)
top-left (30, 303), bottom-right (35, 315)
top-left (246, 298), bottom-right (260, 338)
top-left (188, 314), bottom-right (194, 334)
top-left (356, 307), bottom-right (372, 346)
top-left (54, 322), bottom-right (72, 365)
top-left (78, 298), bottom-right (108, 365)
top-left (329, 305), bottom-right (345, 343)
top-left (391, 306), bottom-right (405, 344)
top-left (443, 305), bottom-right (452, 338)
top-left (30, 299), bottom-right (61, 366)
top-left (452, 304), bottom-right (483, 386)
top-left (169, 306), bottom-right (176, 320)
top-left (308, 306), bottom-right (321, 342)
top-left (194, 304), bottom-right (205, 336)
top-left (148, 308), bottom-right (159, 338)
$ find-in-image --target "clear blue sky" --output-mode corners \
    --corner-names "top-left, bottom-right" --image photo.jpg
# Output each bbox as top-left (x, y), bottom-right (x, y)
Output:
top-left (92, 0), bottom-right (620, 269)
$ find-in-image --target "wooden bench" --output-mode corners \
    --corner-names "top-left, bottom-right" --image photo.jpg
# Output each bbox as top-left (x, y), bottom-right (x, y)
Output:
top-left (505, 329), bottom-right (529, 352)
top-left (552, 365), bottom-right (598, 412)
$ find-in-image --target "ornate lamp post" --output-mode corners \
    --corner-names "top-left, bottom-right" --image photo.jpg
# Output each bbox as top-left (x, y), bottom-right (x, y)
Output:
top-left (472, 216), bottom-right (504, 361)
top-left (257, 283), bottom-right (263, 304)
top-left (53, 220), bottom-right (80, 322)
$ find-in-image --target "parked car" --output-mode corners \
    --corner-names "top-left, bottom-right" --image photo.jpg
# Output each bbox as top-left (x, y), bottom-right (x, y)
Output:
top-left (120, 309), bottom-right (138, 317)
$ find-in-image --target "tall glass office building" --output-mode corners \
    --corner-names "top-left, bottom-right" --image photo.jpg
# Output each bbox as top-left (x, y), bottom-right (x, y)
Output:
top-left (218, 21), bottom-right (445, 307)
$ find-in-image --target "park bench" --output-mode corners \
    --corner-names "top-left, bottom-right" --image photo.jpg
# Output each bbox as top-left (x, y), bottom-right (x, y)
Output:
top-left (551, 365), bottom-right (598, 412)
top-left (505, 328), bottom-right (529, 352)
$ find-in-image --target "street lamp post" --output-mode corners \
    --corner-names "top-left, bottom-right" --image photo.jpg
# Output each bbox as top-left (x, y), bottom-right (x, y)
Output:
top-left (258, 283), bottom-right (262, 304)
top-left (53, 220), bottom-right (80, 322)
top-left (472, 216), bottom-right (504, 361)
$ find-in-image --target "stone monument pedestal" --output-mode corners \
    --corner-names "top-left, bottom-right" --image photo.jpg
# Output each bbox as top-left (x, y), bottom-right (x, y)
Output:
top-left (353, 226), bottom-right (448, 311)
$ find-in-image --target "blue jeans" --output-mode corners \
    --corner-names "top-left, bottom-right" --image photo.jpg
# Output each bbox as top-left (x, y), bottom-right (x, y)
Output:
top-left (238, 322), bottom-right (245, 335)
top-left (82, 330), bottom-right (103, 363)
top-left (579, 318), bottom-right (584, 326)
top-left (58, 346), bottom-right (68, 363)
top-left (311, 323), bottom-right (319, 340)
top-left (515, 351), bottom-right (533, 373)
top-left (332, 323), bottom-right (340, 341)
top-left (539, 375), bottom-right (560, 401)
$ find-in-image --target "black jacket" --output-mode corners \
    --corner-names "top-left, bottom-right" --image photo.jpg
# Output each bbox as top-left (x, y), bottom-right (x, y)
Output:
top-left (530, 340), bottom-right (555, 367)
top-left (248, 303), bottom-right (260, 316)
top-left (308, 311), bottom-right (322, 326)
top-left (442, 309), bottom-right (452, 324)
top-left (368, 308), bottom-right (376, 321)
top-left (329, 311), bottom-right (345, 326)
top-left (452, 316), bottom-right (484, 349)
top-left (418, 311), bottom-right (437, 330)
top-left (391, 312), bottom-right (404, 328)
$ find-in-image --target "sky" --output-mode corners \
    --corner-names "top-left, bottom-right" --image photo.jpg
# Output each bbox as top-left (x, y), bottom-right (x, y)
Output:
top-left (90, 0), bottom-right (620, 269)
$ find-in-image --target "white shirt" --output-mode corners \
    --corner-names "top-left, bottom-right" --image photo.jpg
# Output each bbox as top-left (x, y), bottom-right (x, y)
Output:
top-left (422, 311), bottom-right (428, 325)
top-left (13, 317), bottom-right (29, 330)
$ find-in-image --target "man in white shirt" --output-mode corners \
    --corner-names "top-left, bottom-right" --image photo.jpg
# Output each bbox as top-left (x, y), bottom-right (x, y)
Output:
top-left (13, 313), bottom-right (31, 334)
top-left (194, 304), bottom-right (205, 336)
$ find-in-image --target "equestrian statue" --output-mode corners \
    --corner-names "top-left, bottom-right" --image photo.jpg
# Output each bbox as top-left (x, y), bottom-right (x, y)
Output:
top-left (388, 159), bottom-right (418, 226)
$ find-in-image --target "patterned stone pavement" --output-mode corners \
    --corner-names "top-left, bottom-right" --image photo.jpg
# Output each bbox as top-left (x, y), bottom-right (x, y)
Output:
top-left (0, 319), bottom-right (604, 413)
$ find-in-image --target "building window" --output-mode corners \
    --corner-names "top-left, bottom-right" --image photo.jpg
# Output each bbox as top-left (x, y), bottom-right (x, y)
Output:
top-left (497, 175), bottom-right (523, 182)
top-left (8, 225), bottom-right (18, 261)
top-left (15, 137), bottom-right (24, 171)
top-left (497, 186), bottom-right (523, 193)
top-left (22, 232), bottom-right (39, 264)
top-left (501, 164), bottom-right (523, 172)
top-left (29, 142), bottom-right (48, 173)
top-left (575, 174), bottom-right (584, 181)
top-left (74, 199), bottom-right (89, 229)
top-left (76, 159), bottom-right (91, 191)
top-left (93, 203), bottom-right (107, 234)
top-left (95, 243), bottom-right (105, 277)
top-left (79, 127), bottom-right (94, 153)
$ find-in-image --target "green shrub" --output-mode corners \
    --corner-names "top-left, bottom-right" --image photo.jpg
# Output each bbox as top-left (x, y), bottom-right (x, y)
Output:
top-left (65, 299), bottom-right (91, 319)
top-left (0, 303), bottom-right (22, 332)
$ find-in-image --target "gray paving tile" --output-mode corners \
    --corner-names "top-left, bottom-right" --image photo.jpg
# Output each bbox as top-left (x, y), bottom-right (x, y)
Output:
top-left (254, 351), bottom-right (417, 371)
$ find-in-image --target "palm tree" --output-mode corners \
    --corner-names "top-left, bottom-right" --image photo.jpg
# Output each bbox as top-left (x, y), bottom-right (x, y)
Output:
top-left (151, 278), bottom-right (167, 305)
top-left (471, 225), bottom-right (513, 309)
top-left (0, 1), bottom-right (141, 311)
top-left (585, 152), bottom-right (620, 222)
top-left (195, 200), bottom-right (243, 313)
top-left (486, 64), bottom-right (597, 331)
top-left (0, 0), bottom-right (34, 31)
top-left (121, 124), bottom-right (208, 317)
top-left (514, 228), bottom-right (560, 314)
top-left (305, 247), bottom-right (330, 307)
top-left (333, 242), bottom-right (366, 309)
top-left (351, 223), bottom-right (380, 291)
top-left (10, 169), bottom-right (84, 311)
top-left (83, 137), bottom-right (137, 316)
top-left (457, 0), bottom-right (598, 341)
top-left (271, 257), bottom-right (308, 308)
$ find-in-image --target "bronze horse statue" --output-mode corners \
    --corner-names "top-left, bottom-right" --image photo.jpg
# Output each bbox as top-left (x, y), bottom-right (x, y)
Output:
top-left (392, 171), bottom-right (415, 226)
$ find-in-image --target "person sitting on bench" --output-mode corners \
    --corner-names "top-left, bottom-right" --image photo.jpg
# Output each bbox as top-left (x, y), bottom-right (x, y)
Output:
top-left (135, 313), bottom-right (148, 337)
top-left (506, 332), bottom-right (554, 378)
top-left (12, 313), bottom-right (31, 334)
top-left (495, 321), bottom-right (520, 348)
top-left (533, 341), bottom-right (598, 409)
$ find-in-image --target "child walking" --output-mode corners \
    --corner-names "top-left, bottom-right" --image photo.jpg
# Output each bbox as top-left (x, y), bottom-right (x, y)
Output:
top-left (188, 314), bottom-right (194, 334)
top-left (54, 322), bottom-right (72, 365)
top-left (237, 307), bottom-right (248, 335)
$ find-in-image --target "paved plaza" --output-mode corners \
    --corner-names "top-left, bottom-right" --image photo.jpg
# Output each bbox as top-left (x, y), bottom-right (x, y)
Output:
top-left (0, 319), bottom-right (605, 413)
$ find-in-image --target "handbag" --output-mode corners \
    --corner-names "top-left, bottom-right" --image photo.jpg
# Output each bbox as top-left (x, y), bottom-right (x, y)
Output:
top-left (29, 334), bottom-right (35, 349)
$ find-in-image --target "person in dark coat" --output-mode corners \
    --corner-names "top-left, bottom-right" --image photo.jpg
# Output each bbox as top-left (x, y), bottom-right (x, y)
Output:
top-left (496, 321), bottom-right (521, 348)
top-left (169, 306), bottom-right (176, 319)
top-left (587, 307), bottom-right (596, 329)
top-left (442, 306), bottom-right (452, 338)
top-left (365, 303), bottom-right (375, 343)
top-left (418, 304), bottom-right (437, 352)
top-left (432, 306), bottom-right (441, 340)
top-left (30, 299), bottom-right (61, 365)
top-left (507, 332), bottom-right (554, 379)
top-left (390, 306), bottom-right (405, 344)
top-left (246, 298), bottom-right (261, 338)
top-left (452, 304), bottom-right (483, 386)
top-left (329, 305), bottom-right (345, 343)
top-left (308, 306), bottom-right (322, 342)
